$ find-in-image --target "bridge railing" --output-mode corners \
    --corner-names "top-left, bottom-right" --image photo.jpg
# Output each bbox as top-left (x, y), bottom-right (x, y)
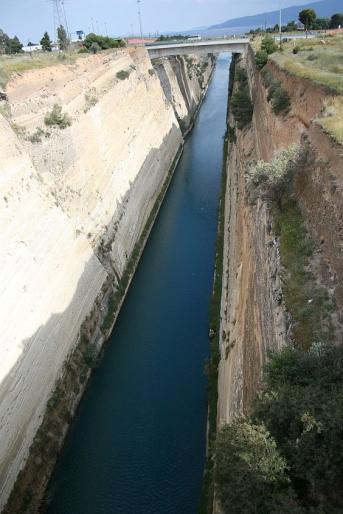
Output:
top-left (145, 37), bottom-right (250, 48)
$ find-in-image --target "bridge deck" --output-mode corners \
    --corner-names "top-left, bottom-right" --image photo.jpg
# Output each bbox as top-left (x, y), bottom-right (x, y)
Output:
top-left (146, 39), bottom-right (250, 58)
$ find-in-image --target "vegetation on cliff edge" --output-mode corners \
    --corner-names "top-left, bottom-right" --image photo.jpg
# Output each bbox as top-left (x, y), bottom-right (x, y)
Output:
top-left (230, 66), bottom-right (253, 129)
top-left (216, 133), bottom-right (338, 512)
top-left (216, 342), bottom-right (343, 513)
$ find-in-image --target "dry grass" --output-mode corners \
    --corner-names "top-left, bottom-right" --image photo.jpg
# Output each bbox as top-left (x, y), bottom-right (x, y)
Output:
top-left (272, 35), bottom-right (343, 94)
top-left (318, 96), bottom-right (343, 142)
top-left (0, 51), bottom-right (84, 89)
top-left (271, 35), bottom-right (343, 143)
top-left (250, 35), bottom-right (263, 52)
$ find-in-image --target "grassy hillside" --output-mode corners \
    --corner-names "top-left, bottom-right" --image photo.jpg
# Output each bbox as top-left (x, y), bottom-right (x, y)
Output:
top-left (272, 35), bottom-right (343, 142)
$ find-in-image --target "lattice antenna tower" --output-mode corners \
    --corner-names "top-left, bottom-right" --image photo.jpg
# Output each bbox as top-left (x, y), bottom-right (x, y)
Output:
top-left (51, 0), bottom-right (70, 42)
top-left (137, 0), bottom-right (143, 40)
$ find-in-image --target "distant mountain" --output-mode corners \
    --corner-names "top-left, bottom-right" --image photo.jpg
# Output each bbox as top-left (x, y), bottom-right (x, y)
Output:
top-left (210, 0), bottom-right (342, 29)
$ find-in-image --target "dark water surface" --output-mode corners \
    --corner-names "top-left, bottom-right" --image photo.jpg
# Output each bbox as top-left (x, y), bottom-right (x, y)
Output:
top-left (46, 53), bottom-right (230, 514)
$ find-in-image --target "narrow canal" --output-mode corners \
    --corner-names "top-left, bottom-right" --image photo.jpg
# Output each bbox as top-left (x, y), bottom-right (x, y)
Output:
top-left (46, 53), bottom-right (231, 514)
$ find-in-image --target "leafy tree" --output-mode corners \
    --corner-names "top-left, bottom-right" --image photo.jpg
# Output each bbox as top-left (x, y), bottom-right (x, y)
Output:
top-left (312, 17), bottom-right (330, 30)
top-left (330, 13), bottom-right (343, 29)
top-left (0, 29), bottom-right (9, 54)
top-left (83, 33), bottom-right (125, 51)
top-left (253, 344), bottom-right (343, 511)
top-left (261, 34), bottom-right (278, 55)
top-left (215, 418), bottom-right (299, 513)
top-left (57, 24), bottom-right (68, 51)
top-left (299, 9), bottom-right (317, 38)
top-left (40, 31), bottom-right (52, 52)
top-left (5, 36), bottom-right (23, 54)
top-left (282, 21), bottom-right (298, 32)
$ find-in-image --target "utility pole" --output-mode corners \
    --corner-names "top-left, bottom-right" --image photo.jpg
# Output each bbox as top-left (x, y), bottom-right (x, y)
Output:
top-left (137, 0), bottom-right (143, 40)
top-left (279, 0), bottom-right (282, 50)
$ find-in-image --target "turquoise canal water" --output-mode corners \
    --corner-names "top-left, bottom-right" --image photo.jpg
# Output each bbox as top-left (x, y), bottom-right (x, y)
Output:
top-left (45, 53), bottom-right (230, 514)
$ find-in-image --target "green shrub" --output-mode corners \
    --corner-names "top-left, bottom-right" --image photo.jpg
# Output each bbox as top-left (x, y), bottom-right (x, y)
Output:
top-left (253, 343), bottom-right (343, 510)
top-left (230, 65), bottom-right (253, 128)
top-left (83, 33), bottom-right (125, 51)
top-left (261, 68), bottom-right (275, 89)
top-left (246, 145), bottom-right (301, 208)
top-left (215, 418), bottom-right (298, 514)
top-left (44, 104), bottom-right (71, 129)
top-left (90, 42), bottom-right (101, 54)
top-left (235, 67), bottom-right (248, 84)
top-left (231, 89), bottom-right (253, 128)
top-left (255, 49), bottom-right (268, 70)
top-left (27, 127), bottom-right (46, 143)
top-left (116, 70), bottom-right (130, 81)
top-left (273, 198), bottom-right (334, 348)
top-left (84, 88), bottom-right (98, 111)
top-left (228, 125), bottom-right (236, 143)
top-left (293, 45), bottom-right (301, 54)
top-left (271, 85), bottom-right (291, 114)
top-left (261, 35), bottom-right (278, 55)
top-left (261, 69), bottom-right (291, 114)
top-left (82, 344), bottom-right (99, 368)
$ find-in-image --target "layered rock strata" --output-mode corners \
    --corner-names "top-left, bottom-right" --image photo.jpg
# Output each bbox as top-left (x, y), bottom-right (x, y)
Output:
top-left (0, 47), bottom-right (213, 510)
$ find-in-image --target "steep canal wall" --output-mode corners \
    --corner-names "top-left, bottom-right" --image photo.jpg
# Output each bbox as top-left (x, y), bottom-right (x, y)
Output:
top-left (217, 48), bottom-right (342, 426)
top-left (0, 47), bottom-right (214, 512)
top-left (154, 54), bottom-right (215, 134)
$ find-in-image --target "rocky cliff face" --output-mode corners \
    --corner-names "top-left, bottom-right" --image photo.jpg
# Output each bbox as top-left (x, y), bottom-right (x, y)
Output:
top-left (218, 48), bottom-right (342, 424)
top-left (217, 61), bottom-right (286, 424)
top-left (154, 54), bottom-right (214, 133)
top-left (0, 47), bottom-right (213, 510)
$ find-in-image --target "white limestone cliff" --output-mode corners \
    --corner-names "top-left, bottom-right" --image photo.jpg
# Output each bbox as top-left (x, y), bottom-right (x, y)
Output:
top-left (0, 47), bottom-right (213, 510)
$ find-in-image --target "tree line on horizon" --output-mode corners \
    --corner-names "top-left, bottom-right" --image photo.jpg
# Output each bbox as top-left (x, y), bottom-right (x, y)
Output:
top-left (249, 10), bottom-right (343, 35)
top-left (0, 25), bottom-right (68, 54)
top-left (0, 25), bottom-right (125, 56)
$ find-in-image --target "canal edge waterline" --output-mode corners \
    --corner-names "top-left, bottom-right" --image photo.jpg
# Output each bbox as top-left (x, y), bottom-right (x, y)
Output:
top-left (199, 55), bottom-right (233, 514)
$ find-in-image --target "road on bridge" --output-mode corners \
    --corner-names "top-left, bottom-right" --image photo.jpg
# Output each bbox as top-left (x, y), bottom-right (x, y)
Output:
top-left (146, 38), bottom-right (250, 58)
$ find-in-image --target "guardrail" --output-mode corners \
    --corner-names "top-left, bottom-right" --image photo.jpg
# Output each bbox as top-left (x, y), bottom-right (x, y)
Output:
top-left (146, 36), bottom-right (251, 47)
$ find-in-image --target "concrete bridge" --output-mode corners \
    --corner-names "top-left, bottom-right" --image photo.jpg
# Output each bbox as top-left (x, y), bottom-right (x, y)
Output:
top-left (146, 39), bottom-right (250, 58)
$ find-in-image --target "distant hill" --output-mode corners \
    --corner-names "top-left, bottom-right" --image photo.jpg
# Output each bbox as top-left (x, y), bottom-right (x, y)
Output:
top-left (210, 0), bottom-right (342, 29)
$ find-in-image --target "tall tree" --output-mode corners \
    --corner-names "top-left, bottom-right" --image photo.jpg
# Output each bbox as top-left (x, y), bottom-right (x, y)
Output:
top-left (6, 36), bottom-right (23, 54)
top-left (57, 25), bottom-right (68, 51)
top-left (0, 29), bottom-right (9, 54)
top-left (330, 13), bottom-right (343, 29)
top-left (40, 31), bottom-right (52, 52)
top-left (299, 8), bottom-right (317, 38)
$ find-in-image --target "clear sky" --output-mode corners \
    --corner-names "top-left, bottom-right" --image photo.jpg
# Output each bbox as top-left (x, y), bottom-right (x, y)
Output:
top-left (2, 0), bottom-right (313, 43)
